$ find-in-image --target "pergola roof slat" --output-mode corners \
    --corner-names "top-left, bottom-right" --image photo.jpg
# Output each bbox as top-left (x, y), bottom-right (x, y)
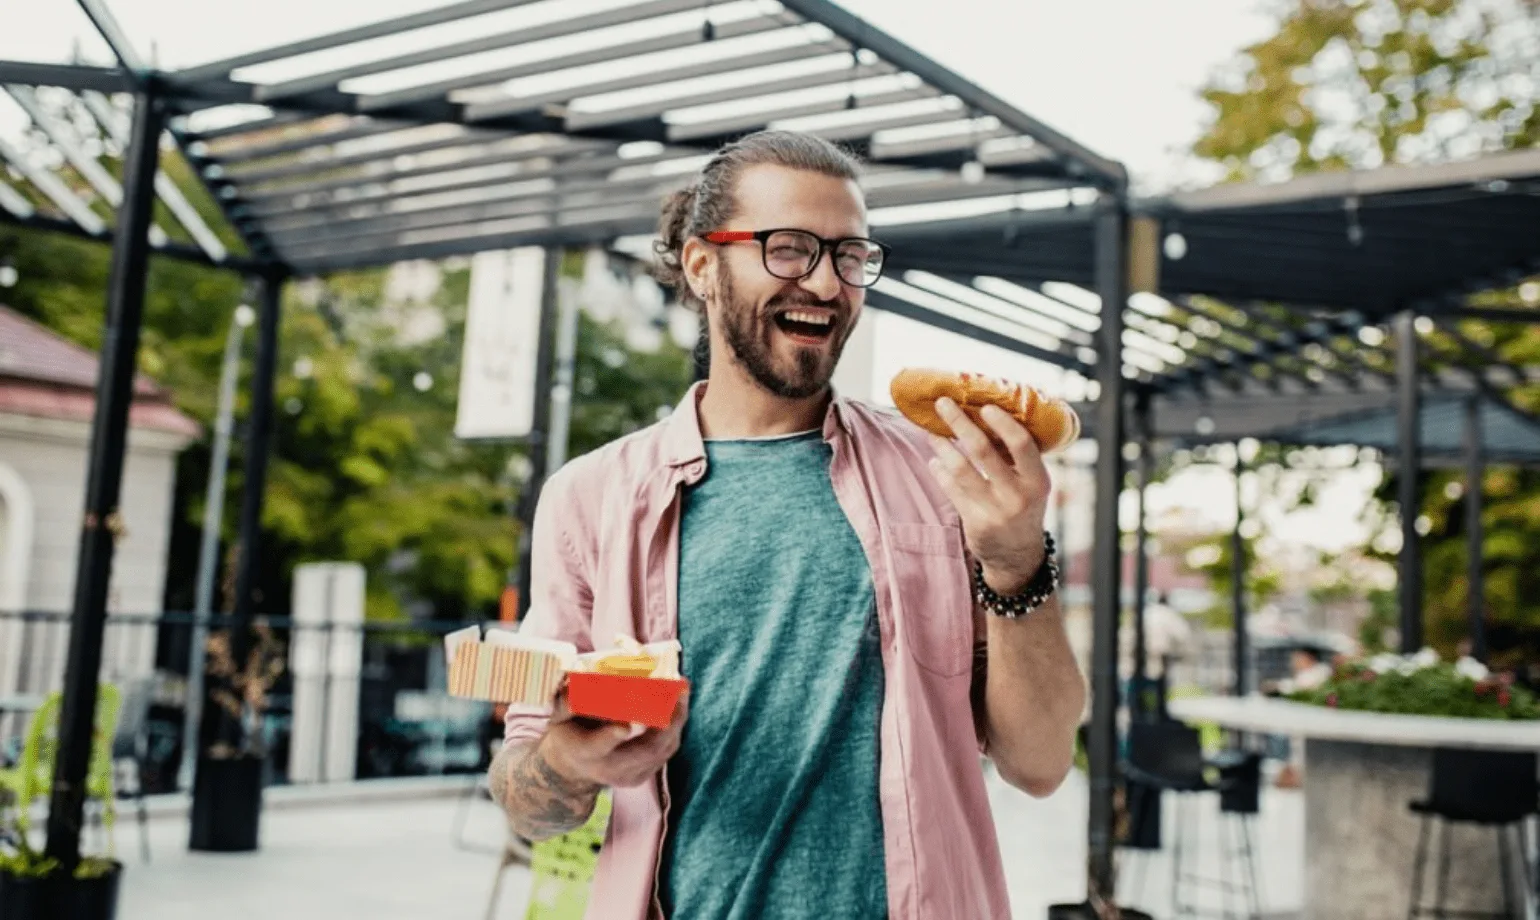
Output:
top-left (169, 0), bottom-right (547, 84)
top-left (462, 35), bottom-right (849, 123)
top-left (252, 0), bottom-right (715, 104)
top-left (354, 13), bottom-right (793, 115)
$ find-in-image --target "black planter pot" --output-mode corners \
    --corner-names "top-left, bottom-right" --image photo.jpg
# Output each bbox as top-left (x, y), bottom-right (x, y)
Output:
top-left (0, 864), bottom-right (122, 920)
top-left (189, 754), bottom-right (264, 852)
top-left (0, 870), bottom-right (54, 920)
top-left (56, 867), bottom-right (122, 920)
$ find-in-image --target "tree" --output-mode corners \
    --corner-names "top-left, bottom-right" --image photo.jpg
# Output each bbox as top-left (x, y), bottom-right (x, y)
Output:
top-left (1192, 0), bottom-right (1540, 666)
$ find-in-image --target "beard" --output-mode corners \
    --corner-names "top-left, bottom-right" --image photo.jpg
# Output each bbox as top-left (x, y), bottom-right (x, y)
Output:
top-left (712, 267), bottom-right (851, 400)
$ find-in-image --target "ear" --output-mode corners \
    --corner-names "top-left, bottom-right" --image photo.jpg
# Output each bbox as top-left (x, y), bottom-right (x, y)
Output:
top-left (681, 235), bottom-right (715, 303)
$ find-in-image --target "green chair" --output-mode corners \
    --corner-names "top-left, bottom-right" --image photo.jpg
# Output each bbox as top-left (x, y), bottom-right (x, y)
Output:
top-left (518, 791), bottom-right (612, 920)
top-left (0, 686), bottom-right (123, 855)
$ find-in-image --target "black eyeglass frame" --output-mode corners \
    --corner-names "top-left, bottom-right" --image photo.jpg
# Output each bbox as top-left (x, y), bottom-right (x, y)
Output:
top-left (702, 228), bottom-right (893, 288)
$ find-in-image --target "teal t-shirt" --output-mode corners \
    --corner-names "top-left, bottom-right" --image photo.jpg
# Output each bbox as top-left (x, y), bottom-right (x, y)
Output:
top-left (660, 431), bottom-right (887, 920)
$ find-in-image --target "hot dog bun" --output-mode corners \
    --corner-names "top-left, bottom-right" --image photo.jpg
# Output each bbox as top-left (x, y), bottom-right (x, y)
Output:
top-left (889, 368), bottom-right (1080, 454)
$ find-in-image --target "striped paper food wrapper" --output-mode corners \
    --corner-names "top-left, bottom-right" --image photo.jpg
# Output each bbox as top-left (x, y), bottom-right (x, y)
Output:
top-left (444, 626), bottom-right (577, 706)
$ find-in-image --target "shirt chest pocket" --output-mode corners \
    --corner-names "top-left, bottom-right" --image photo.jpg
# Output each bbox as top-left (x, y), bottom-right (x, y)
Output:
top-left (887, 521), bottom-right (973, 677)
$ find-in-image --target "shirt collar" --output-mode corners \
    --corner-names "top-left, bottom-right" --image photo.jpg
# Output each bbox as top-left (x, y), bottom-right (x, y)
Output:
top-left (663, 381), bottom-right (850, 468)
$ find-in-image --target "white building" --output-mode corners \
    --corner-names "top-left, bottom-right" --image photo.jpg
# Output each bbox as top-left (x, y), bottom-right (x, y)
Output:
top-left (0, 305), bottom-right (198, 698)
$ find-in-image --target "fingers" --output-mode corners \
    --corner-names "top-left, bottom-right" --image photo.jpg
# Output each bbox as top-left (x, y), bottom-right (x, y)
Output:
top-left (933, 398), bottom-right (1014, 482)
top-left (980, 405), bottom-right (1050, 487)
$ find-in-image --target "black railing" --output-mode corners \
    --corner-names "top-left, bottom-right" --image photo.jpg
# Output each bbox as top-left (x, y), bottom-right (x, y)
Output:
top-left (0, 610), bottom-right (500, 793)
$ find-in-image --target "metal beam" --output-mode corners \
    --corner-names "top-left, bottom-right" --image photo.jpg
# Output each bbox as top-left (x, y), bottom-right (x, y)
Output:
top-left (256, 167), bottom-right (679, 233)
top-left (1132, 390), bottom-right (1152, 689)
top-left (1086, 194), bottom-right (1127, 909)
top-left (78, 90), bottom-right (231, 262)
top-left (232, 140), bottom-right (610, 204)
top-left (74, 0), bottom-right (146, 75)
top-left (571, 60), bottom-right (896, 135)
top-left (221, 131), bottom-right (516, 186)
top-left (1464, 396), bottom-right (1487, 664)
top-left (1395, 311), bottom-right (1423, 653)
top-left (255, 0), bottom-right (712, 103)
top-left (45, 86), bottom-right (165, 870)
top-left (211, 118), bottom-right (420, 165)
top-left (777, 0), bottom-right (1125, 187)
top-left (169, 0), bottom-right (545, 83)
top-left (2, 84), bottom-right (125, 206)
top-left (284, 206), bottom-right (661, 273)
top-left (0, 60), bottom-right (133, 94)
top-left (0, 134), bottom-right (108, 235)
top-left (865, 289), bottom-right (1092, 375)
top-left (463, 38), bottom-right (847, 123)
top-left (1231, 448), bottom-right (1248, 696)
top-left (358, 15), bottom-right (791, 114)
top-left (263, 182), bottom-right (678, 249)
top-left (662, 85), bottom-right (934, 142)
top-left (0, 177), bottom-right (35, 217)
top-left (0, 200), bottom-right (265, 271)
top-left (182, 111), bottom-right (310, 143)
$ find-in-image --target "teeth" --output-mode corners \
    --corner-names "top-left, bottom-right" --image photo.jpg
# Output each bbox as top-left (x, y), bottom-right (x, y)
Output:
top-left (782, 310), bottom-right (832, 326)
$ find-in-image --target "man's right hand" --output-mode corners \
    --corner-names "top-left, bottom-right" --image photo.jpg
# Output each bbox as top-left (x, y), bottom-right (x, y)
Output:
top-left (539, 684), bottom-right (690, 790)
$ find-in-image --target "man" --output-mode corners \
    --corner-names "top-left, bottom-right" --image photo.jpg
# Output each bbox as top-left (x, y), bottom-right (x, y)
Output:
top-left (489, 130), bottom-right (1087, 919)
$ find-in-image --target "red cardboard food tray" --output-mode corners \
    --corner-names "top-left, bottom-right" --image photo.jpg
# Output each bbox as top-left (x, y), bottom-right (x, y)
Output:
top-left (567, 672), bottom-right (689, 730)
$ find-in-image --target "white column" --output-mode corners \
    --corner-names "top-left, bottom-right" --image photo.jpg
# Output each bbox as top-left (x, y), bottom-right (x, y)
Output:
top-left (288, 562), bottom-right (365, 784)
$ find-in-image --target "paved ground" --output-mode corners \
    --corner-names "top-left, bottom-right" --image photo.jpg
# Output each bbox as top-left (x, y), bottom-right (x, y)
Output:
top-left (115, 767), bottom-right (1303, 919)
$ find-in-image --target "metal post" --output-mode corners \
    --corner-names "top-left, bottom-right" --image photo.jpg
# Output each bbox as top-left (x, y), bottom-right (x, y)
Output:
top-left (190, 269), bottom-right (283, 850)
top-left (545, 271), bottom-right (580, 474)
top-left (45, 88), bottom-right (164, 867)
top-left (1132, 390), bottom-right (1152, 690)
top-left (1232, 448), bottom-right (1248, 697)
top-left (1085, 194), bottom-right (1128, 911)
top-left (179, 303), bottom-right (253, 792)
top-left (1395, 311), bottom-right (1423, 652)
top-left (229, 271), bottom-right (284, 660)
top-left (1464, 396), bottom-right (1487, 663)
top-left (514, 247), bottom-right (563, 620)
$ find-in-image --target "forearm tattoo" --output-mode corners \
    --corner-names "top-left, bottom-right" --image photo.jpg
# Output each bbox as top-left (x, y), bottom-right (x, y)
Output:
top-left (490, 742), bottom-right (601, 841)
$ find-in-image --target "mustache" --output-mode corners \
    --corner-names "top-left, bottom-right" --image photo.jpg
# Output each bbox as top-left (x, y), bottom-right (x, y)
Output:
top-left (764, 291), bottom-right (844, 316)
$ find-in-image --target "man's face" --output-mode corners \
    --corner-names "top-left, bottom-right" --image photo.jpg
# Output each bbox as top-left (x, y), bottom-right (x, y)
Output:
top-left (703, 164), bottom-right (869, 399)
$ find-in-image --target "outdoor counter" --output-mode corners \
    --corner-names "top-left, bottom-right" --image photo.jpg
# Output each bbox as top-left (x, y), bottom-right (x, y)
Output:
top-left (1168, 695), bottom-right (1539, 919)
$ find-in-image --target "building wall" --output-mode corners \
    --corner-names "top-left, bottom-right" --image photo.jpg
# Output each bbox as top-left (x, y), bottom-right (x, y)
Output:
top-left (0, 412), bottom-right (189, 695)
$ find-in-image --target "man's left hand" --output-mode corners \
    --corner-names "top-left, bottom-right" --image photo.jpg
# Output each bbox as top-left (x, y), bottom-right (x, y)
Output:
top-left (925, 397), bottom-right (1052, 595)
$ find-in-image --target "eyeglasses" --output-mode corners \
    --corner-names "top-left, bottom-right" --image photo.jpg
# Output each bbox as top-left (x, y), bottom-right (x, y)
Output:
top-left (703, 228), bottom-right (891, 288)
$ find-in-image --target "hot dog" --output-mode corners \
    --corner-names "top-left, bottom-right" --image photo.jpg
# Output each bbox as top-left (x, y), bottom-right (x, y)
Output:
top-left (889, 368), bottom-right (1080, 453)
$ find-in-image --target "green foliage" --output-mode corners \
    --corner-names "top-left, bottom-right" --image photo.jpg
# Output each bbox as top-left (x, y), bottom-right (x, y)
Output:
top-left (1175, 529), bottom-right (1283, 628)
top-left (1289, 659), bottom-right (1540, 719)
top-left (1193, 0), bottom-right (1540, 663)
top-left (0, 843), bottom-right (116, 881)
top-left (1195, 0), bottom-right (1539, 181)
top-left (0, 842), bottom-right (58, 879)
top-left (0, 217), bottom-right (690, 622)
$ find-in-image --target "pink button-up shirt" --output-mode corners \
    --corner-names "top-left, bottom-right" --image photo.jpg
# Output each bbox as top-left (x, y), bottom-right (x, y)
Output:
top-left (505, 382), bottom-right (1012, 920)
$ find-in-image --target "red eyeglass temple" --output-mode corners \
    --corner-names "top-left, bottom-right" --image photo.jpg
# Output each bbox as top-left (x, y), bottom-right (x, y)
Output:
top-left (704, 231), bottom-right (755, 243)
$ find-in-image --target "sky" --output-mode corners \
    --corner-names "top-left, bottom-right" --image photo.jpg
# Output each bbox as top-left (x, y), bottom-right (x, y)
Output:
top-left (4, 0), bottom-right (1385, 563)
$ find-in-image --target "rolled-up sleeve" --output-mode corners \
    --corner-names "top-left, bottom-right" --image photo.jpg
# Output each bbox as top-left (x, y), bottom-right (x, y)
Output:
top-left (503, 466), bottom-right (594, 750)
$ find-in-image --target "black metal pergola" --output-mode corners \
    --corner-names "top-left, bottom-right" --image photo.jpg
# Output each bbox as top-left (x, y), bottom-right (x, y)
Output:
top-left (5, 2), bottom-right (1539, 914)
top-left (2, 0), bottom-right (1145, 910)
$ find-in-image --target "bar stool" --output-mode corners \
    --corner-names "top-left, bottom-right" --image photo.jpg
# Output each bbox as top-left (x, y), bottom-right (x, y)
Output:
top-left (1407, 748), bottom-right (1537, 920)
top-left (1121, 720), bottom-right (1263, 920)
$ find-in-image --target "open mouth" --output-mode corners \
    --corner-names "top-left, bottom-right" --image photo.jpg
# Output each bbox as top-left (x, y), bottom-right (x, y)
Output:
top-left (772, 308), bottom-right (837, 343)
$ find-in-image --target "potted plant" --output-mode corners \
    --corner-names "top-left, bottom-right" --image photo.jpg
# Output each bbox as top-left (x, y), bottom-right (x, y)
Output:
top-left (1, 829), bottom-right (123, 919)
top-left (189, 623), bottom-right (285, 852)
top-left (1287, 648), bottom-right (1540, 720)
